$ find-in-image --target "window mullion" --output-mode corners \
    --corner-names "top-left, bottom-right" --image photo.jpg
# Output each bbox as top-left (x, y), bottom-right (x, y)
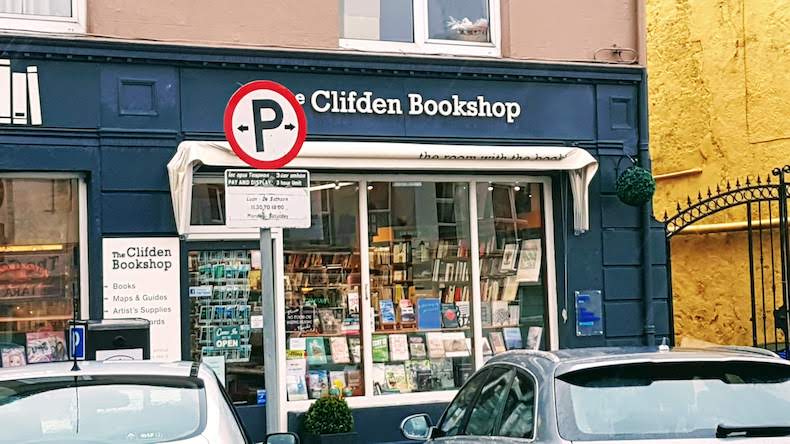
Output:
top-left (413, 0), bottom-right (428, 47)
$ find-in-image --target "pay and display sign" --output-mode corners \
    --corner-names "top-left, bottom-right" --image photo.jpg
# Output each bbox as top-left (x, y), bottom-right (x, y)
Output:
top-left (224, 169), bottom-right (311, 229)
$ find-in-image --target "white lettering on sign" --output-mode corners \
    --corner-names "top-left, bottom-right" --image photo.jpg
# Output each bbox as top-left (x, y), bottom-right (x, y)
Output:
top-left (305, 90), bottom-right (521, 123)
top-left (224, 169), bottom-right (312, 229)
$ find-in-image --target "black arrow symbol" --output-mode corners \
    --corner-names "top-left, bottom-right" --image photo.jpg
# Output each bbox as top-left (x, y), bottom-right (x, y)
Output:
top-left (237, 124), bottom-right (249, 132)
top-left (284, 123), bottom-right (295, 131)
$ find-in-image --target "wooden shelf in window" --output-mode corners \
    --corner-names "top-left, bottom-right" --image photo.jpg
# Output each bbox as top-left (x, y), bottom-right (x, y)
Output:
top-left (0, 315), bottom-right (73, 323)
top-left (373, 326), bottom-right (469, 334)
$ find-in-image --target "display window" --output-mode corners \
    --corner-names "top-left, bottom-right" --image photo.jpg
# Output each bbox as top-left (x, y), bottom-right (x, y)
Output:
top-left (476, 182), bottom-right (548, 356)
top-left (282, 181), bottom-right (364, 401)
top-left (188, 247), bottom-right (264, 404)
top-left (0, 176), bottom-right (83, 367)
top-left (367, 181), bottom-right (474, 395)
top-left (187, 173), bottom-right (555, 406)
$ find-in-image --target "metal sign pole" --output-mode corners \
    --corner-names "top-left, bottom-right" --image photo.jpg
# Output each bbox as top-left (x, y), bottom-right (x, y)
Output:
top-left (260, 227), bottom-right (281, 432)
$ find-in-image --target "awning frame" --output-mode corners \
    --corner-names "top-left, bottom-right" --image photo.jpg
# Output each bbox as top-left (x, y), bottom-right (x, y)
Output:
top-left (167, 141), bottom-right (598, 235)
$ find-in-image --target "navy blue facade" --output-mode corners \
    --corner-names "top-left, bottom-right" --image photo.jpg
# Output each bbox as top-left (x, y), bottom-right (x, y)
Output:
top-left (0, 36), bottom-right (669, 443)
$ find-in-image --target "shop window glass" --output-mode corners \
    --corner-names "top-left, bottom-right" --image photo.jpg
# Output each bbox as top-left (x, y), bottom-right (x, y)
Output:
top-left (188, 249), bottom-right (263, 404)
top-left (342, 0), bottom-right (414, 42)
top-left (0, 0), bottom-right (72, 17)
top-left (428, 0), bottom-right (490, 43)
top-left (190, 182), bottom-right (226, 226)
top-left (282, 181), bottom-right (364, 400)
top-left (368, 181), bottom-right (474, 395)
top-left (476, 182), bottom-right (547, 357)
top-left (0, 177), bottom-right (79, 366)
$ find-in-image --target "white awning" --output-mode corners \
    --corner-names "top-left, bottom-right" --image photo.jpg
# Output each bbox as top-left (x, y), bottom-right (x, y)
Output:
top-left (167, 141), bottom-right (598, 235)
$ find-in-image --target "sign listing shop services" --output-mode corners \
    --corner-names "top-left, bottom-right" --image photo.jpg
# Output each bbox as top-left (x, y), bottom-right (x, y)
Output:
top-left (102, 237), bottom-right (181, 362)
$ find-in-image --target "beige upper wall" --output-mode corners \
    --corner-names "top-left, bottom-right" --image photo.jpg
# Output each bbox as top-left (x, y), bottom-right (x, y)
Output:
top-left (87, 0), bottom-right (340, 49)
top-left (86, 0), bottom-right (642, 63)
top-left (503, 0), bottom-right (641, 63)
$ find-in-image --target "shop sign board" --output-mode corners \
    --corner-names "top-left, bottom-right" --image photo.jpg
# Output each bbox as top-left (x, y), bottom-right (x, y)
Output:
top-left (224, 169), bottom-right (311, 229)
top-left (101, 237), bottom-right (181, 362)
top-left (223, 80), bottom-right (307, 170)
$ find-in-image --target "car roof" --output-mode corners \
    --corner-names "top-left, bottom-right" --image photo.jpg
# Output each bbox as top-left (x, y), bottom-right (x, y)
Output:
top-left (0, 360), bottom-right (196, 381)
top-left (486, 346), bottom-right (790, 375)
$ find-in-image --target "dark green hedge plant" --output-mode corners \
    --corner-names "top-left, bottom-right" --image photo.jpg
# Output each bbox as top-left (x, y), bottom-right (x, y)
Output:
top-left (303, 395), bottom-right (354, 435)
top-left (616, 165), bottom-right (656, 206)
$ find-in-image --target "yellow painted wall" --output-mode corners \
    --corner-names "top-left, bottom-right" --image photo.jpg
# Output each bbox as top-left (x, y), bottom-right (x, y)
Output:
top-left (647, 0), bottom-right (790, 346)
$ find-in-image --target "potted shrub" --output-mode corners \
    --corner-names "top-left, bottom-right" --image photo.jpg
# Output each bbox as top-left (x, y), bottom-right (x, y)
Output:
top-left (301, 394), bottom-right (358, 444)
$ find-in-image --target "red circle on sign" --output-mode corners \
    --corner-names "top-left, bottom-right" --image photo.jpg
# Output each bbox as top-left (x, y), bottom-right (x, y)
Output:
top-left (223, 80), bottom-right (307, 169)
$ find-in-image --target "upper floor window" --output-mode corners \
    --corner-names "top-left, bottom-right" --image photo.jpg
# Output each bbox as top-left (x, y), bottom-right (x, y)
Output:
top-left (0, 0), bottom-right (85, 33)
top-left (341, 0), bottom-right (500, 57)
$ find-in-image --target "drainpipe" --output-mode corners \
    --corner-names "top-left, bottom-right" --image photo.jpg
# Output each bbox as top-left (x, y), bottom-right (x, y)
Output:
top-left (639, 69), bottom-right (655, 346)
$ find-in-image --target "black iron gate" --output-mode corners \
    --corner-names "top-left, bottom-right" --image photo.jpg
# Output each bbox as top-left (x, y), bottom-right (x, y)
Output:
top-left (663, 165), bottom-right (790, 357)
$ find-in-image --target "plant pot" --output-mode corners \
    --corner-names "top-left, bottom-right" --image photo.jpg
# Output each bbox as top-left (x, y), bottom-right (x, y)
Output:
top-left (302, 432), bottom-right (359, 444)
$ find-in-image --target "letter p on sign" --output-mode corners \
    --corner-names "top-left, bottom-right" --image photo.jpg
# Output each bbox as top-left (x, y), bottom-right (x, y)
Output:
top-left (224, 81), bottom-right (307, 169)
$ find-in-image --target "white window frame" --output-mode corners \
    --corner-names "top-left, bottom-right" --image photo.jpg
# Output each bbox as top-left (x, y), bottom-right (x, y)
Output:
top-left (340, 0), bottom-right (501, 58)
top-left (184, 171), bottom-right (558, 412)
top-left (0, 172), bottom-right (90, 319)
top-left (0, 0), bottom-right (86, 34)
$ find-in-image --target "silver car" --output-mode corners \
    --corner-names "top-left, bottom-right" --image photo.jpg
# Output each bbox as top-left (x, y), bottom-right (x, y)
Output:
top-left (0, 360), bottom-right (255, 443)
top-left (402, 346), bottom-right (790, 443)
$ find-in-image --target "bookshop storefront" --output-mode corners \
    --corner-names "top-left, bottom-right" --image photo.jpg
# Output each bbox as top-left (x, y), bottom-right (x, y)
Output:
top-left (0, 37), bottom-right (670, 443)
top-left (169, 141), bottom-right (598, 428)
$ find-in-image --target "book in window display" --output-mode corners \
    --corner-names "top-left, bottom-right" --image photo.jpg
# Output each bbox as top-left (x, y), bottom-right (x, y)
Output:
top-left (385, 364), bottom-right (409, 393)
top-left (441, 303), bottom-right (460, 328)
top-left (305, 337), bottom-right (328, 365)
top-left (501, 243), bottom-right (518, 271)
top-left (417, 298), bottom-right (442, 330)
top-left (408, 335), bottom-right (427, 359)
top-left (372, 335), bottom-right (389, 362)
top-left (404, 359), bottom-right (432, 392)
top-left (26, 331), bottom-right (66, 363)
top-left (347, 337), bottom-right (362, 364)
top-left (491, 301), bottom-right (510, 327)
top-left (389, 334), bottom-right (409, 361)
top-left (0, 344), bottom-right (26, 367)
top-left (503, 327), bottom-right (523, 350)
top-left (431, 359), bottom-right (455, 390)
top-left (379, 299), bottom-right (396, 327)
top-left (286, 355), bottom-right (308, 401)
top-left (517, 239), bottom-right (542, 283)
top-left (526, 326), bottom-right (543, 350)
top-left (318, 308), bottom-right (343, 335)
top-left (329, 371), bottom-right (347, 395)
top-left (345, 368), bottom-right (364, 396)
top-left (489, 331), bottom-right (506, 354)
top-left (425, 332), bottom-right (446, 358)
top-left (307, 370), bottom-right (330, 399)
top-left (442, 332), bottom-right (469, 358)
top-left (329, 337), bottom-right (351, 364)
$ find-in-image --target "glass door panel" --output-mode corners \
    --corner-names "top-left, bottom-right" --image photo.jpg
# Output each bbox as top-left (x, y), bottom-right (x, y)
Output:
top-left (367, 180), bottom-right (474, 395)
top-left (476, 182), bottom-right (548, 357)
top-left (282, 181), bottom-right (364, 400)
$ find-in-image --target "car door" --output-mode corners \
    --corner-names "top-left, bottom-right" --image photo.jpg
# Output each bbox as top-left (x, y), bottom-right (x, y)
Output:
top-left (431, 366), bottom-right (515, 443)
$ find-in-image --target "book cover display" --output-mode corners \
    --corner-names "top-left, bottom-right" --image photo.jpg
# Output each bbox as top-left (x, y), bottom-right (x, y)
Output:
top-left (25, 332), bottom-right (66, 363)
top-left (503, 327), bottom-right (523, 350)
top-left (0, 344), bottom-right (26, 367)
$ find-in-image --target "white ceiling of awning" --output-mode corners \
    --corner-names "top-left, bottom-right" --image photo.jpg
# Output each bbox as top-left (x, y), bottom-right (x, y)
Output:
top-left (167, 141), bottom-right (598, 235)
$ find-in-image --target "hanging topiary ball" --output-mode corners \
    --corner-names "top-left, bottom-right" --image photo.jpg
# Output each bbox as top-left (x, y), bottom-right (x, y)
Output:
top-left (616, 165), bottom-right (656, 206)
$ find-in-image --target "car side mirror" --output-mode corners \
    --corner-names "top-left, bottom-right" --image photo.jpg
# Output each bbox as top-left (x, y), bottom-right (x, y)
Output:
top-left (264, 432), bottom-right (300, 444)
top-left (401, 413), bottom-right (432, 441)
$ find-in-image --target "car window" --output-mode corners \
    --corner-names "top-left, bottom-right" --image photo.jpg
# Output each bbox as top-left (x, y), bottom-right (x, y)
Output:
top-left (465, 367), bottom-right (513, 436)
top-left (498, 370), bottom-right (536, 438)
top-left (0, 375), bottom-right (206, 443)
top-left (556, 361), bottom-right (790, 441)
top-left (439, 368), bottom-right (490, 436)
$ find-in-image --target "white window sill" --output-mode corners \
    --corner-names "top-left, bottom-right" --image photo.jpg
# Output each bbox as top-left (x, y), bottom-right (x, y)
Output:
top-left (339, 38), bottom-right (500, 58)
top-left (0, 15), bottom-right (84, 34)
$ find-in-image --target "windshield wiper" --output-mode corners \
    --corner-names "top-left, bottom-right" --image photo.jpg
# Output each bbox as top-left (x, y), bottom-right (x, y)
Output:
top-left (716, 424), bottom-right (790, 438)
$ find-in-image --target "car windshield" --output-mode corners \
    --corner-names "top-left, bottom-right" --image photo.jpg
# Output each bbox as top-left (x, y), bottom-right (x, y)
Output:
top-left (556, 360), bottom-right (790, 441)
top-left (0, 375), bottom-right (206, 444)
